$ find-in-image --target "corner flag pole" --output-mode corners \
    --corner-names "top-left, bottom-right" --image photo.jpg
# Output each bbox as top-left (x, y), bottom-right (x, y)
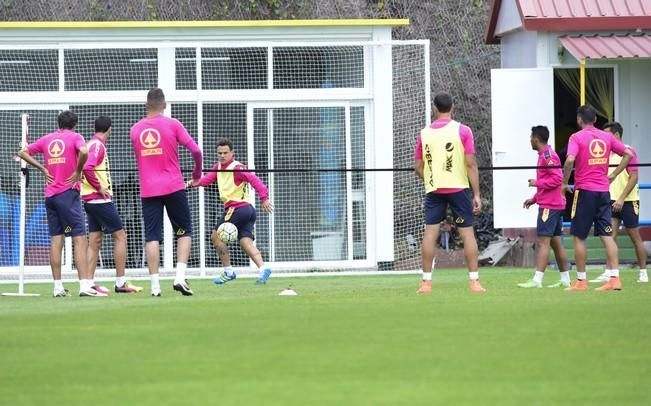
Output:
top-left (2, 113), bottom-right (40, 297)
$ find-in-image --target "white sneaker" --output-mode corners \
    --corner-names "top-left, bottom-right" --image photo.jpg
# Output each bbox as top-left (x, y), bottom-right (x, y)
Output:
top-left (53, 288), bottom-right (69, 297)
top-left (638, 273), bottom-right (649, 283)
top-left (589, 272), bottom-right (610, 283)
top-left (79, 287), bottom-right (108, 297)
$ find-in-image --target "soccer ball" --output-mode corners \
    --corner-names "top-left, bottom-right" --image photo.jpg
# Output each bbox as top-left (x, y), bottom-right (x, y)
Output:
top-left (217, 222), bottom-right (238, 244)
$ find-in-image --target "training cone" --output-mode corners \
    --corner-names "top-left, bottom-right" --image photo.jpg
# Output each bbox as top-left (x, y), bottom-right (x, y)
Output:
top-left (279, 288), bottom-right (297, 296)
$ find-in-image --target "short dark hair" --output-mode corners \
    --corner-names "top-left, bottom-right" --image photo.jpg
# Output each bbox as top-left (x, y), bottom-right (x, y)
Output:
top-left (531, 125), bottom-right (550, 143)
top-left (603, 121), bottom-right (623, 138)
top-left (57, 110), bottom-right (78, 130)
top-left (577, 105), bottom-right (597, 124)
top-left (433, 93), bottom-right (453, 113)
top-left (94, 116), bottom-right (112, 133)
top-left (146, 87), bottom-right (166, 109)
top-left (217, 139), bottom-right (233, 151)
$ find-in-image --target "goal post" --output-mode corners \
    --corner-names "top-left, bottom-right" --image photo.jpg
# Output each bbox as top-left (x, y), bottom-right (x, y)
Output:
top-left (0, 38), bottom-right (430, 282)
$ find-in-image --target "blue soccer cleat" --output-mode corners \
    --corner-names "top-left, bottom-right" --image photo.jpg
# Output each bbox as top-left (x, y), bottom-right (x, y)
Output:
top-left (255, 268), bottom-right (272, 285)
top-left (213, 272), bottom-right (237, 285)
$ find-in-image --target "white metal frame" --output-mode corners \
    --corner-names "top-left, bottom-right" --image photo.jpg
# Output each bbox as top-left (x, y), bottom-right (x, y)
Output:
top-left (0, 39), bottom-right (431, 278)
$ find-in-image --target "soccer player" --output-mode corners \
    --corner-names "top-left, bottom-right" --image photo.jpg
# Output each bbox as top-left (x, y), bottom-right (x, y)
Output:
top-left (81, 116), bottom-right (143, 294)
top-left (562, 105), bottom-right (634, 291)
top-left (518, 125), bottom-right (570, 288)
top-left (590, 122), bottom-right (648, 283)
top-left (16, 110), bottom-right (98, 297)
top-left (130, 88), bottom-right (202, 297)
top-left (414, 92), bottom-right (485, 294)
top-left (188, 139), bottom-right (273, 285)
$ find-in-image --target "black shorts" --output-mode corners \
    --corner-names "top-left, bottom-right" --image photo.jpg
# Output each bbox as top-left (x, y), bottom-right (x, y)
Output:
top-left (537, 208), bottom-right (563, 237)
top-left (214, 204), bottom-right (256, 241)
top-left (141, 189), bottom-right (192, 242)
top-left (570, 190), bottom-right (612, 240)
top-left (45, 189), bottom-right (86, 237)
top-left (611, 200), bottom-right (640, 228)
top-left (84, 201), bottom-right (124, 234)
top-left (424, 189), bottom-right (473, 227)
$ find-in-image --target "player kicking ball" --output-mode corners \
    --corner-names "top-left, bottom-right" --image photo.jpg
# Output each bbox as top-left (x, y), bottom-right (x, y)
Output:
top-left (518, 126), bottom-right (571, 288)
top-left (187, 139), bottom-right (273, 285)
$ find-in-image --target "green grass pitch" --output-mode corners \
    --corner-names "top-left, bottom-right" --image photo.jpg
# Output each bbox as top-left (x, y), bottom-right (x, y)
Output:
top-left (1, 268), bottom-right (649, 405)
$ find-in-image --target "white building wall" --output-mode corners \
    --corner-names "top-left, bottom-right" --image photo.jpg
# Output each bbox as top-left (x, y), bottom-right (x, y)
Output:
top-left (500, 30), bottom-right (538, 68)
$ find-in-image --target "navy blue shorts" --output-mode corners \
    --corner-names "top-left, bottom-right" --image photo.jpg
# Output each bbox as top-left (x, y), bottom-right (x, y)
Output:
top-left (214, 204), bottom-right (256, 241)
top-left (45, 189), bottom-right (86, 237)
top-left (537, 208), bottom-right (563, 237)
top-left (611, 200), bottom-right (640, 228)
top-left (141, 189), bottom-right (192, 242)
top-left (84, 202), bottom-right (124, 234)
top-left (424, 189), bottom-right (473, 227)
top-left (570, 190), bottom-right (612, 240)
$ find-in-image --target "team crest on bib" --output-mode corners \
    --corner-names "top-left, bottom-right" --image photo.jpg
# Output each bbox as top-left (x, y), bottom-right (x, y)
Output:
top-left (139, 128), bottom-right (163, 156)
top-left (588, 139), bottom-right (607, 165)
top-left (47, 139), bottom-right (66, 164)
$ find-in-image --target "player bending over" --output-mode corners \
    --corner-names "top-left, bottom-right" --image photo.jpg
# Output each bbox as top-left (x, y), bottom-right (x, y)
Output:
top-left (519, 125), bottom-right (570, 288)
top-left (591, 122), bottom-right (647, 284)
top-left (16, 111), bottom-right (97, 297)
top-left (188, 139), bottom-right (273, 285)
top-left (81, 116), bottom-right (143, 294)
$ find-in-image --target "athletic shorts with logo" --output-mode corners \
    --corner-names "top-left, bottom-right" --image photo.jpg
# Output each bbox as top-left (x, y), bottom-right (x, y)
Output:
top-left (84, 201), bottom-right (124, 234)
top-left (45, 188), bottom-right (86, 237)
top-left (611, 200), bottom-right (639, 228)
top-left (537, 208), bottom-right (563, 237)
top-left (214, 204), bottom-right (256, 240)
top-left (424, 189), bottom-right (473, 227)
top-left (141, 189), bottom-right (192, 242)
top-left (570, 189), bottom-right (612, 240)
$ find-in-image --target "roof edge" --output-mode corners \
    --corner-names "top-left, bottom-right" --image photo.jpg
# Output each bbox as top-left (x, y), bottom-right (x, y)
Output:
top-left (0, 19), bottom-right (410, 29)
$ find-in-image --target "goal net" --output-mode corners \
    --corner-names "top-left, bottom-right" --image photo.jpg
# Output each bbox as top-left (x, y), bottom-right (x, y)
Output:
top-left (0, 41), bottom-right (430, 282)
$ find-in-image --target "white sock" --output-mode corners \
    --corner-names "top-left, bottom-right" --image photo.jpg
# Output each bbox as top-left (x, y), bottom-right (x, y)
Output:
top-left (533, 271), bottom-right (544, 284)
top-left (603, 269), bottom-right (612, 277)
top-left (577, 271), bottom-right (586, 281)
top-left (151, 273), bottom-right (160, 291)
top-left (469, 271), bottom-right (479, 281)
top-left (54, 280), bottom-right (64, 290)
top-left (175, 262), bottom-right (187, 283)
top-left (560, 271), bottom-right (570, 284)
top-left (422, 271), bottom-right (432, 281)
top-left (224, 266), bottom-right (235, 276)
top-left (609, 269), bottom-right (620, 278)
top-left (79, 279), bottom-right (92, 291)
top-left (640, 268), bottom-right (647, 275)
top-left (115, 276), bottom-right (127, 287)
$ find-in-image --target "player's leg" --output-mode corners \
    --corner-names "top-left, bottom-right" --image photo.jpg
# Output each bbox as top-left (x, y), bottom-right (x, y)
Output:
top-left (419, 192), bottom-right (444, 294)
top-left (83, 202), bottom-right (110, 294)
top-left (142, 196), bottom-right (163, 296)
top-left (547, 235), bottom-right (571, 288)
top-left (45, 196), bottom-right (67, 296)
top-left (450, 189), bottom-right (484, 292)
top-left (622, 201), bottom-right (648, 282)
top-left (595, 192), bottom-right (622, 291)
top-left (163, 190), bottom-right (193, 296)
top-left (592, 207), bottom-right (622, 282)
top-left (567, 190), bottom-right (591, 290)
top-left (519, 208), bottom-right (553, 288)
top-left (211, 227), bottom-right (235, 285)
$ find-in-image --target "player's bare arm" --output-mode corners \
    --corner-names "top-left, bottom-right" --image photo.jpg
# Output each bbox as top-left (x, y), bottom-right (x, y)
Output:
top-left (561, 155), bottom-right (575, 195)
top-left (465, 153), bottom-right (481, 214)
top-left (66, 145), bottom-right (88, 184)
top-left (415, 159), bottom-right (424, 180)
top-left (608, 148), bottom-right (634, 183)
top-left (16, 148), bottom-right (54, 184)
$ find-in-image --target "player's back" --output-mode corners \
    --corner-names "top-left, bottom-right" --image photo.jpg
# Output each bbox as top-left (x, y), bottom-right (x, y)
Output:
top-left (130, 114), bottom-right (187, 198)
top-left (569, 126), bottom-right (623, 192)
top-left (29, 129), bottom-right (85, 198)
